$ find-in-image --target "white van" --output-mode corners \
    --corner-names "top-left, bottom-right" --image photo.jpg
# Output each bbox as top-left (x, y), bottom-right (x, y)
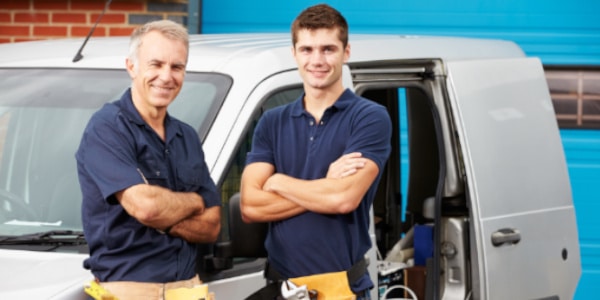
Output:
top-left (0, 33), bottom-right (580, 299)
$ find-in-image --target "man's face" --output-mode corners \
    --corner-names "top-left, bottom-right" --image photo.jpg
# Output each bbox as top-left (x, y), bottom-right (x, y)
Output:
top-left (292, 28), bottom-right (350, 92)
top-left (127, 31), bottom-right (187, 110)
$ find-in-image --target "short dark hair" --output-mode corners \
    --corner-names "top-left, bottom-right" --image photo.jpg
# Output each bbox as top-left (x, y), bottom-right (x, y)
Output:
top-left (291, 4), bottom-right (349, 48)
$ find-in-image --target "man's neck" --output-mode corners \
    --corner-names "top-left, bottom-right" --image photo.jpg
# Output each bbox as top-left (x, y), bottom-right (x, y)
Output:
top-left (131, 94), bottom-right (167, 141)
top-left (303, 85), bottom-right (345, 123)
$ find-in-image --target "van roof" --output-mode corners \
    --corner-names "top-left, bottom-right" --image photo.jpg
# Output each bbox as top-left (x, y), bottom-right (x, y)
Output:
top-left (0, 33), bottom-right (525, 72)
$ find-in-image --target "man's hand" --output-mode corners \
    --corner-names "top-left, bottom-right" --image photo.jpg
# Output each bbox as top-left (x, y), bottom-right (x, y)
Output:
top-left (116, 184), bottom-right (204, 233)
top-left (264, 152), bottom-right (367, 191)
top-left (326, 152), bottom-right (367, 179)
top-left (169, 205), bottom-right (221, 243)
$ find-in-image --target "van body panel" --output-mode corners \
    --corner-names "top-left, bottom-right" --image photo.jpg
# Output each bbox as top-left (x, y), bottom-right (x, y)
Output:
top-left (480, 208), bottom-right (580, 299)
top-left (0, 34), bottom-right (581, 299)
top-left (0, 34), bottom-right (524, 70)
top-left (207, 271), bottom-right (264, 299)
top-left (446, 57), bottom-right (581, 299)
top-left (0, 249), bottom-right (90, 299)
top-left (207, 70), bottom-right (303, 178)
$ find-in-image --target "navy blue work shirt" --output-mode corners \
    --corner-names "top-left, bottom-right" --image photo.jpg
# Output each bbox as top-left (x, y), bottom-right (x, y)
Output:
top-left (75, 88), bottom-right (220, 282)
top-left (246, 89), bottom-right (392, 292)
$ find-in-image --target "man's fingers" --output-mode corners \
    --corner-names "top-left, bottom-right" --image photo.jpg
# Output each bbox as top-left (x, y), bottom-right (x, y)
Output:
top-left (344, 152), bottom-right (363, 159)
top-left (327, 152), bottom-right (366, 179)
top-left (342, 168), bottom-right (358, 177)
top-left (347, 159), bottom-right (367, 169)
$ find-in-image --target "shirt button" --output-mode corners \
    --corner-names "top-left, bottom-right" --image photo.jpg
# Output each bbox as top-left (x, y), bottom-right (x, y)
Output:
top-left (309, 137), bottom-right (314, 141)
top-left (165, 149), bottom-right (170, 154)
top-left (309, 121), bottom-right (314, 126)
top-left (320, 121), bottom-right (324, 125)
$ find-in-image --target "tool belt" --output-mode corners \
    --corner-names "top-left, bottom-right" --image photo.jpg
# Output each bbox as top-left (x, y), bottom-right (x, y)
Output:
top-left (246, 257), bottom-right (368, 300)
top-left (90, 275), bottom-right (213, 300)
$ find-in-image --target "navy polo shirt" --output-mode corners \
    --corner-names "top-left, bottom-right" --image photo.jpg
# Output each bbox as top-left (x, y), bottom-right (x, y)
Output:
top-left (75, 88), bottom-right (220, 282)
top-left (246, 89), bottom-right (392, 292)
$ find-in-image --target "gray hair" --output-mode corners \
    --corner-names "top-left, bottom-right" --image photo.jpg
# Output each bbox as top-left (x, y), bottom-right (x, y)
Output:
top-left (128, 20), bottom-right (189, 68)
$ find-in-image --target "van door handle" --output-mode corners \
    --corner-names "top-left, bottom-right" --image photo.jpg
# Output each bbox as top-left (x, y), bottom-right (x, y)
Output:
top-left (491, 228), bottom-right (521, 247)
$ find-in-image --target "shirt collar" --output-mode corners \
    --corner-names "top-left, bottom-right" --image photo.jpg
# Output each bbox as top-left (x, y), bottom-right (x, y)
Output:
top-left (119, 88), bottom-right (182, 139)
top-left (291, 88), bottom-right (354, 117)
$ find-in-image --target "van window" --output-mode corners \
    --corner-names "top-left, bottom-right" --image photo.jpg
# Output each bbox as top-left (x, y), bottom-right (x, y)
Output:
top-left (0, 69), bottom-right (230, 241)
top-left (219, 86), bottom-right (303, 242)
top-left (545, 68), bottom-right (600, 128)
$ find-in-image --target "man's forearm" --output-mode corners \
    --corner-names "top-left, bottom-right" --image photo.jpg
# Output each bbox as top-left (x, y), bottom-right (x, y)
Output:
top-left (265, 174), bottom-right (352, 214)
top-left (241, 187), bottom-right (306, 223)
top-left (169, 206), bottom-right (221, 243)
top-left (118, 184), bottom-right (205, 230)
top-left (265, 160), bottom-right (378, 215)
top-left (240, 162), bottom-right (306, 223)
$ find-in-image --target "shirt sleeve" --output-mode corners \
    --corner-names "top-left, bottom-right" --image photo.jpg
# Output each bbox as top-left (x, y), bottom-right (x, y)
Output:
top-left (345, 102), bottom-right (392, 171)
top-left (76, 108), bottom-right (145, 203)
top-left (245, 110), bottom-right (276, 166)
top-left (193, 153), bottom-right (220, 208)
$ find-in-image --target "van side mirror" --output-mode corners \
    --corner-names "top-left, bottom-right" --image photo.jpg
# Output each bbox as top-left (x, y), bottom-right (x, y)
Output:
top-left (205, 193), bottom-right (268, 272)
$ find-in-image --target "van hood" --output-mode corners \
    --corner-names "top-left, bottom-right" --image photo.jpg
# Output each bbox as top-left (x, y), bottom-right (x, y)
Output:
top-left (0, 249), bottom-right (92, 299)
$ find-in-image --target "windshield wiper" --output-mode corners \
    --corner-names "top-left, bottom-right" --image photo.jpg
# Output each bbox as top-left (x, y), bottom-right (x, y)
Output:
top-left (0, 230), bottom-right (85, 246)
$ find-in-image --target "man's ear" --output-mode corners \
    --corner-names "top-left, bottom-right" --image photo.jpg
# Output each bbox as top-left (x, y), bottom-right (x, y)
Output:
top-left (344, 43), bottom-right (351, 63)
top-left (125, 58), bottom-right (136, 78)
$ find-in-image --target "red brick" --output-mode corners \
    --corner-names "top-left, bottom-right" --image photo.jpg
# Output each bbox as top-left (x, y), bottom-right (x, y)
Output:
top-left (15, 37), bottom-right (43, 43)
top-left (71, 25), bottom-right (106, 37)
top-left (70, 0), bottom-right (107, 10)
top-left (109, 26), bottom-right (136, 36)
top-left (0, 38), bottom-right (11, 44)
top-left (0, 13), bottom-right (11, 23)
top-left (70, 0), bottom-right (144, 11)
top-left (91, 13), bottom-right (126, 24)
top-left (53, 12), bottom-right (87, 24)
top-left (15, 12), bottom-right (50, 24)
top-left (33, 0), bottom-right (68, 10)
top-left (107, 1), bottom-right (145, 12)
top-left (33, 25), bottom-right (67, 37)
top-left (0, 1), bottom-right (31, 10)
top-left (0, 25), bottom-right (30, 36)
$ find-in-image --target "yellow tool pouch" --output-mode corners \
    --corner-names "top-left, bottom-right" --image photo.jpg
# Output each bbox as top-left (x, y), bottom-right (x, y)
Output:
top-left (290, 270), bottom-right (356, 300)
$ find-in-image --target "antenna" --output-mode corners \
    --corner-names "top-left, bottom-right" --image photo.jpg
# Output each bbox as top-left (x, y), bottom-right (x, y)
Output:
top-left (72, 0), bottom-right (112, 63)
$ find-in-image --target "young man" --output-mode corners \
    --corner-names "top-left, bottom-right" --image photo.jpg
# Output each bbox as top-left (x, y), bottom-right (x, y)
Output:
top-left (241, 4), bottom-right (391, 298)
top-left (76, 20), bottom-right (221, 299)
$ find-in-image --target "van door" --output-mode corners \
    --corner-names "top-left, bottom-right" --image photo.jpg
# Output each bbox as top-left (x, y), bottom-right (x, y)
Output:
top-left (203, 70), bottom-right (304, 299)
top-left (446, 58), bottom-right (581, 299)
top-left (349, 60), bottom-right (466, 300)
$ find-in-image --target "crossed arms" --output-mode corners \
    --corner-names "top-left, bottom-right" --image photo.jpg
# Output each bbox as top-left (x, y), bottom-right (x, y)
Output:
top-left (116, 185), bottom-right (221, 243)
top-left (240, 152), bottom-right (379, 223)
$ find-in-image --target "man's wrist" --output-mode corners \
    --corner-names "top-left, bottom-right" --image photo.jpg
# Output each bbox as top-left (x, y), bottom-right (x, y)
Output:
top-left (158, 226), bottom-right (172, 235)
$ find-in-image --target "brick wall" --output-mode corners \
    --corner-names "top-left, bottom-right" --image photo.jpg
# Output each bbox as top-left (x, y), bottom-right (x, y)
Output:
top-left (0, 0), bottom-right (189, 44)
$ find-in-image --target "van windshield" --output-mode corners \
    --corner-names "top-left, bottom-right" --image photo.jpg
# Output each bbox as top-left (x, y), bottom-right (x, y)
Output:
top-left (0, 68), bottom-right (230, 242)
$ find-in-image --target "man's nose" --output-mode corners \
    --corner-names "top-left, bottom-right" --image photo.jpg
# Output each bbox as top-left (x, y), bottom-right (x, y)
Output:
top-left (310, 51), bottom-right (326, 64)
top-left (158, 66), bottom-right (173, 81)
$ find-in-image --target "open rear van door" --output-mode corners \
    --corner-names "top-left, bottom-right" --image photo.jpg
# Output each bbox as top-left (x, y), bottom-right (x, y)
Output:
top-left (446, 57), bottom-right (581, 300)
